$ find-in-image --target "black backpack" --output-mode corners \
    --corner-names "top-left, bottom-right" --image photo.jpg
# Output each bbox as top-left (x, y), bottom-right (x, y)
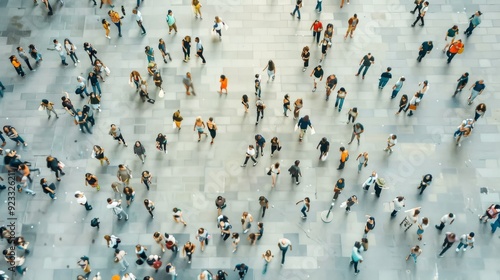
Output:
top-left (217, 270), bottom-right (227, 280)
top-left (90, 218), bottom-right (100, 227)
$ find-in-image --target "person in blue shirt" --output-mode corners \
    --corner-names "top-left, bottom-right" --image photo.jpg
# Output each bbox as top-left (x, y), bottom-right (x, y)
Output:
top-left (254, 134), bottom-right (266, 158)
top-left (378, 67), bottom-right (392, 89)
top-left (350, 241), bottom-right (363, 275)
top-left (464, 11), bottom-right (482, 37)
top-left (297, 115), bottom-right (313, 142)
top-left (234, 263), bottom-right (248, 279)
top-left (391, 76), bottom-right (405, 99)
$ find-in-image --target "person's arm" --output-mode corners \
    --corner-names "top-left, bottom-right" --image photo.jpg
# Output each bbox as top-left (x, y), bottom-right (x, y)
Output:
top-left (296, 199), bottom-right (304, 205)
top-left (316, 142), bottom-right (320, 149)
top-left (319, 74), bottom-right (323, 81)
top-left (356, 154), bottom-right (361, 160)
top-left (450, 219), bottom-right (454, 225)
top-left (289, 244), bottom-right (293, 251)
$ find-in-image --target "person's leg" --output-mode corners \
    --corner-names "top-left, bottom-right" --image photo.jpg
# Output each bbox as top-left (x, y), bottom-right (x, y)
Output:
top-left (357, 65), bottom-right (364, 75)
top-left (281, 248), bottom-right (287, 264)
top-left (24, 59), bottom-right (34, 71)
top-left (353, 261), bottom-right (358, 272)
top-left (362, 66), bottom-right (370, 77)
top-left (339, 98), bottom-right (345, 110)
top-left (419, 185), bottom-right (426, 195)
top-left (391, 210), bottom-right (398, 217)
top-left (297, 8), bottom-right (301, 19)
top-left (349, 132), bottom-right (356, 144)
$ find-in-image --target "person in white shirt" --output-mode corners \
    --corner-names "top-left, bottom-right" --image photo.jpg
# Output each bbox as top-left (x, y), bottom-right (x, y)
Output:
top-left (277, 238), bottom-right (292, 265)
top-left (401, 207), bottom-right (421, 232)
top-left (456, 232), bottom-right (475, 252)
top-left (132, 9), bottom-right (147, 35)
top-left (106, 198), bottom-right (129, 220)
top-left (411, 1), bottom-right (429, 27)
top-left (164, 233), bottom-right (179, 252)
top-left (390, 196), bottom-right (405, 217)
top-left (241, 145), bottom-right (257, 167)
top-left (362, 171), bottom-right (378, 191)
top-left (195, 37), bottom-right (206, 64)
top-left (75, 191), bottom-right (92, 210)
top-left (53, 39), bottom-right (68, 65)
top-left (435, 213), bottom-right (455, 230)
top-left (384, 134), bottom-right (397, 152)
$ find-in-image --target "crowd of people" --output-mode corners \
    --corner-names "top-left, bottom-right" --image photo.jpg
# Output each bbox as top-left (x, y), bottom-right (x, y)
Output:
top-left (0, 0), bottom-right (498, 280)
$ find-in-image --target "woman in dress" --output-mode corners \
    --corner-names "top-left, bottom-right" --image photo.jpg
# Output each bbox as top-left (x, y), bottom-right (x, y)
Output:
top-left (64, 38), bottom-right (80, 66)
top-left (270, 162), bottom-right (281, 188)
top-left (196, 228), bottom-right (209, 252)
top-left (293, 98), bottom-right (303, 119)
top-left (93, 145), bottom-right (110, 166)
top-left (262, 60), bottom-right (276, 82)
top-left (85, 173), bottom-right (100, 191)
top-left (283, 94), bottom-right (291, 117)
top-left (182, 36), bottom-right (191, 62)
top-left (193, 116), bottom-right (208, 142)
top-left (416, 217), bottom-right (429, 241)
top-left (207, 117), bottom-right (217, 144)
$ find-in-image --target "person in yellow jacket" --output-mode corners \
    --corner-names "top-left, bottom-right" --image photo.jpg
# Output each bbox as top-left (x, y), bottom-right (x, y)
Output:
top-left (108, 10), bottom-right (123, 37)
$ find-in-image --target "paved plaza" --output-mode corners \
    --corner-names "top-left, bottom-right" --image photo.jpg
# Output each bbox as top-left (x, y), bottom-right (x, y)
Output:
top-left (0, 0), bottom-right (499, 279)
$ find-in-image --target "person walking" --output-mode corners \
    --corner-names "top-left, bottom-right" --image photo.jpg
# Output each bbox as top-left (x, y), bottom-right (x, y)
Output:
top-left (255, 134), bottom-right (266, 157)
top-left (410, 0), bottom-right (423, 14)
top-left (40, 99), bottom-right (59, 119)
top-left (192, 0), bottom-right (202, 19)
top-left (165, 233), bottom-right (180, 253)
top-left (297, 115), bottom-right (313, 142)
top-left (317, 137), bottom-right (330, 160)
top-left (400, 207), bottom-right (421, 232)
top-left (144, 199), bottom-right (155, 219)
top-left (234, 263), bottom-right (248, 279)
top-left (262, 250), bottom-right (274, 274)
top-left (172, 207), bottom-right (188, 226)
top-left (85, 173), bottom-right (100, 191)
top-left (135, 245), bottom-right (148, 263)
top-left (348, 123), bottom-right (364, 145)
top-left (269, 162), bottom-right (280, 188)
top-left (241, 211), bottom-right (253, 233)
top-left (315, 0), bottom-right (322, 13)
top-left (182, 36), bottom-right (191, 62)
top-left (83, 42), bottom-right (98, 65)
top-left (87, 72), bottom-right (102, 96)
top-left (141, 171), bottom-right (152, 190)
top-left (9, 55), bottom-right (25, 77)
top-left (53, 39), bottom-right (68, 66)
top-left (350, 242), bottom-right (363, 275)
top-left (355, 152), bottom-right (368, 173)
top-left (362, 171), bottom-right (378, 191)
top-left (262, 60), bottom-right (276, 82)
top-left (3, 249), bottom-right (28, 276)
top-left (182, 241), bottom-right (196, 263)
top-left (144, 46), bottom-right (155, 63)
top-left (345, 14), bottom-right (359, 39)
top-left (46, 156), bottom-right (64, 181)
top-left (310, 20), bottom-right (323, 44)
top-left (259, 196), bottom-right (269, 217)
top-left (172, 110), bottom-right (183, 131)
top-left (395, 94), bottom-right (408, 114)
top-left (435, 213), bottom-right (455, 230)
top-left (219, 219), bottom-right (232, 241)
top-left (194, 37), bottom-right (206, 64)
top-left (290, 0), bottom-right (302, 20)
top-left (438, 232), bottom-right (458, 257)
top-left (301, 46), bottom-right (310, 72)
top-left (166, 10), bottom-right (178, 34)
top-left (443, 25), bottom-right (459, 51)
top-left (405, 246), bottom-right (422, 263)
top-left (102, 19), bottom-right (111, 39)
top-left (417, 41), bottom-right (433, 62)
top-left (40, 178), bottom-right (57, 200)
top-left (391, 76), bottom-right (405, 99)
top-left (373, 178), bottom-right (387, 198)
top-left (384, 134), bottom-right (397, 153)
top-left (378, 67), bottom-right (392, 89)
top-left (74, 111), bottom-right (92, 134)
top-left (255, 98), bottom-right (266, 125)
top-left (416, 217), bottom-right (429, 240)
top-left (325, 74), bottom-right (337, 101)
top-left (390, 196), bottom-right (405, 217)
top-left (107, 198), bottom-right (129, 221)
top-left (132, 9), bottom-right (147, 35)
top-left (158, 38), bottom-right (172, 63)
top-left (464, 11), bottom-right (482, 37)
top-left (75, 191), bottom-right (92, 210)
top-left (64, 38), bottom-right (80, 66)
top-left (114, 249), bottom-right (129, 272)
top-left (364, 216), bottom-right (376, 236)
top-left (478, 204), bottom-right (500, 223)
top-left (355, 53), bottom-right (375, 79)
top-left (2, 125), bottom-right (27, 146)
top-left (241, 145), bottom-right (258, 167)
top-left (108, 9), bottom-right (123, 37)
top-left (193, 116), bottom-right (208, 142)
top-left (212, 16), bottom-right (226, 40)
top-left (456, 232), bottom-right (475, 252)
top-left (28, 44), bottom-right (43, 65)
top-left (129, 71), bottom-right (143, 92)
top-left (206, 117), bottom-right (217, 144)
top-left (446, 39), bottom-right (464, 64)
top-left (333, 178), bottom-right (344, 201)
top-left (310, 65), bottom-right (324, 92)
top-left (133, 141), bottom-right (146, 163)
top-left (277, 238), bottom-right (292, 265)
top-left (417, 174), bottom-right (433, 195)
top-left (123, 186), bottom-right (135, 207)
top-left (453, 72), bottom-right (469, 96)
top-left (104, 235), bottom-right (120, 250)
top-left (182, 72), bottom-right (196, 95)
top-left (411, 1), bottom-right (429, 27)
top-left (467, 80), bottom-right (486, 105)
top-left (453, 118), bottom-right (474, 146)
top-left (109, 124), bottom-right (128, 146)
top-left (347, 107), bottom-right (358, 124)
top-left (490, 215), bottom-right (500, 234)
top-left (152, 232), bottom-right (165, 252)
top-left (344, 195), bottom-right (358, 213)
top-left (269, 136), bottom-right (281, 157)
top-left (0, 80), bottom-right (6, 98)
top-left (334, 87), bottom-right (347, 112)
top-left (288, 160), bottom-right (302, 185)
top-left (295, 197), bottom-right (311, 219)
top-left (16, 47), bottom-right (34, 71)
top-left (254, 74), bottom-right (262, 97)
top-left (293, 98), bottom-right (303, 119)
top-left (196, 228), bottom-right (209, 252)
top-left (155, 133), bottom-right (167, 153)
top-left (215, 196), bottom-right (227, 215)
top-left (337, 146), bottom-right (349, 170)
top-left (93, 145), bottom-right (110, 166)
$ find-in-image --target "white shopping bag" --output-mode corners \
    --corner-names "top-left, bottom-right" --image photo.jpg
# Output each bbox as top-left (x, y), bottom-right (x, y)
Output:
top-left (310, 127), bottom-right (316, 135)
top-left (158, 89), bottom-right (165, 98)
top-left (172, 122), bottom-right (176, 129)
top-left (320, 152), bottom-right (328, 161)
top-left (294, 124), bottom-right (298, 132)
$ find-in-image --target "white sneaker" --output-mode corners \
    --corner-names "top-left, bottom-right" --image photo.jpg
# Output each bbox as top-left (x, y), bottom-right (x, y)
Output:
top-left (456, 248), bottom-right (460, 252)
top-left (463, 248), bottom-right (467, 252)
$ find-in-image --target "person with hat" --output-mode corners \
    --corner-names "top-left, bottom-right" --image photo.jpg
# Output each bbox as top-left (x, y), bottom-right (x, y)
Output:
top-left (456, 232), bottom-right (475, 252)
top-left (373, 178), bottom-right (386, 198)
top-left (464, 11), bottom-right (482, 37)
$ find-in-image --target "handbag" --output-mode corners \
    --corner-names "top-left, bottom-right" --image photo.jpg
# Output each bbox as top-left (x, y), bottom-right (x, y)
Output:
top-left (147, 98), bottom-right (156, 104)
top-left (266, 168), bottom-right (272, 176)
top-left (457, 46), bottom-right (464, 54)
top-left (409, 104), bottom-right (417, 110)
top-left (172, 122), bottom-right (176, 129)
top-left (294, 123), bottom-right (298, 131)
top-left (58, 162), bottom-right (65, 169)
top-left (128, 79), bottom-right (134, 88)
top-left (38, 105), bottom-right (45, 111)
top-left (104, 66), bottom-right (111, 75)
top-left (320, 152), bottom-right (328, 161)
top-left (158, 89), bottom-right (165, 98)
top-left (310, 127), bottom-right (316, 135)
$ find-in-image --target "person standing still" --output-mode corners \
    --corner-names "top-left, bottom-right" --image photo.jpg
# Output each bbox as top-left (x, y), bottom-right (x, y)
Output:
top-left (411, 1), bottom-right (429, 27)
top-left (435, 213), bottom-right (455, 230)
top-left (355, 53), bottom-right (374, 79)
top-left (40, 99), bottom-right (59, 119)
top-left (195, 37), bottom-right (206, 64)
top-left (132, 9), bottom-right (147, 35)
top-left (384, 134), bottom-right (397, 153)
top-left (290, 0), bottom-right (302, 20)
top-left (446, 39), bottom-right (463, 64)
top-left (301, 46), bottom-right (310, 72)
top-left (464, 11), bottom-right (482, 37)
top-left (345, 14), bottom-right (359, 39)
top-left (310, 65), bottom-right (324, 92)
top-left (310, 20), bottom-right (323, 44)
top-left (278, 238), bottom-right (292, 265)
top-left (347, 123), bottom-right (364, 145)
top-left (317, 137), bottom-right (330, 160)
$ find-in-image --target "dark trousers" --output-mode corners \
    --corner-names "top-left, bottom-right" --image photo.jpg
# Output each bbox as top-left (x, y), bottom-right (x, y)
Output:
top-left (390, 210), bottom-right (398, 217)
top-left (418, 184), bottom-right (427, 195)
top-left (435, 222), bottom-right (445, 230)
top-left (446, 51), bottom-right (457, 63)
top-left (351, 258), bottom-right (359, 272)
top-left (256, 110), bottom-right (264, 123)
top-left (87, 53), bottom-right (98, 65)
top-left (243, 155), bottom-right (256, 165)
top-left (464, 22), bottom-right (475, 36)
top-left (114, 22), bottom-right (122, 36)
top-left (291, 6), bottom-right (301, 19)
top-left (313, 31), bottom-right (321, 44)
top-left (333, 191), bottom-right (341, 200)
top-left (136, 21), bottom-right (146, 34)
top-left (280, 247), bottom-right (288, 264)
top-left (114, 135), bottom-right (126, 145)
top-left (222, 233), bottom-right (230, 241)
top-left (439, 239), bottom-right (454, 256)
top-left (22, 58), bottom-right (33, 71)
top-left (197, 50), bottom-right (206, 63)
top-left (291, 174), bottom-right (299, 183)
top-left (374, 184), bottom-right (382, 197)
top-left (14, 66), bottom-right (25, 77)
top-left (84, 202), bottom-right (92, 211)
top-left (79, 122), bottom-right (92, 134)
top-left (357, 65), bottom-right (370, 77)
top-left (411, 4), bottom-right (421, 14)
top-left (338, 160), bottom-right (345, 170)
top-left (69, 52), bottom-right (79, 64)
top-left (261, 206), bottom-right (266, 218)
top-left (255, 144), bottom-right (264, 157)
top-left (413, 15), bottom-right (425, 26)
top-left (417, 50), bottom-right (427, 62)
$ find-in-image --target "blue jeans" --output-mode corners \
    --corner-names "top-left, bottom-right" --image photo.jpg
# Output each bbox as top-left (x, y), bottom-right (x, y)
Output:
top-left (315, 1), bottom-right (322, 12)
top-left (335, 97), bottom-right (345, 110)
top-left (0, 81), bottom-right (5, 98)
top-left (391, 89), bottom-right (400, 99)
top-left (279, 246), bottom-right (288, 264)
top-left (301, 205), bottom-right (307, 217)
top-left (291, 6), bottom-right (301, 19)
top-left (469, 90), bottom-right (480, 102)
top-left (491, 218), bottom-right (500, 233)
top-left (409, 253), bottom-right (418, 263)
top-left (11, 136), bottom-right (25, 144)
top-left (69, 52), bottom-right (79, 64)
top-left (456, 242), bottom-right (468, 250)
top-left (379, 78), bottom-right (390, 88)
top-left (91, 82), bottom-right (102, 95)
top-left (453, 129), bottom-right (463, 138)
top-left (114, 22), bottom-right (122, 36)
top-left (357, 65), bottom-right (370, 76)
top-left (48, 192), bottom-right (56, 199)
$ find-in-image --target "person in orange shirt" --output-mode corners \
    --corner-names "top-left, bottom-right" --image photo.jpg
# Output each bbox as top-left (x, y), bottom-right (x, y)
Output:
top-left (10, 55), bottom-right (25, 77)
top-left (219, 75), bottom-right (228, 94)
top-left (102, 19), bottom-right (111, 39)
top-left (446, 39), bottom-right (463, 64)
top-left (337, 146), bottom-right (349, 170)
top-left (345, 14), bottom-right (359, 39)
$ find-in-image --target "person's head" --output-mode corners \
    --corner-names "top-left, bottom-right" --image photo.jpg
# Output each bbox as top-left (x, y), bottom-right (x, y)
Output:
top-left (265, 249), bottom-right (271, 256)
top-left (424, 1), bottom-right (429, 6)
top-left (184, 36), bottom-right (191, 42)
top-left (274, 162), bottom-right (280, 168)
top-left (449, 233), bottom-right (456, 239)
top-left (400, 76), bottom-right (406, 82)
top-left (104, 235), bottom-right (111, 241)
top-left (475, 11), bottom-right (482, 16)
top-left (242, 211), bottom-right (248, 217)
top-left (259, 196), bottom-right (265, 202)
top-left (85, 173), bottom-right (92, 178)
top-left (303, 46), bottom-right (309, 52)
top-left (387, 67), bottom-right (392, 72)
top-left (391, 134), bottom-right (397, 140)
top-left (135, 244), bottom-right (142, 251)
top-left (107, 198), bottom-right (113, 204)
top-left (352, 195), bottom-right (357, 201)
top-left (135, 141), bottom-right (141, 147)
top-left (53, 39), bottom-right (58, 44)
top-left (294, 160), bottom-right (300, 166)
top-left (316, 64), bottom-right (322, 69)
top-left (304, 197), bottom-right (310, 203)
top-left (338, 178), bottom-right (344, 184)
top-left (339, 87), bottom-right (346, 92)
top-left (397, 196), bottom-right (404, 202)
top-left (185, 241), bottom-right (192, 246)
top-left (195, 37), bottom-right (199, 43)
top-left (64, 38), bottom-right (71, 45)
top-left (186, 72), bottom-right (191, 78)
top-left (240, 263), bottom-right (246, 269)
top-left (132, 9), bottom-right (138, 14)
top-left (249, 233), bottom-right (256, 240)
top-left (268, 60), bottom-right (274, 68)
top-left (232, 232), bottom-right (239, 238)
top-left (284, 94), bottom-right (289, 99)
top-left (198, 228), bottom-right (205, 234)
top-left (402, 94), bottom-right (408, 101)
top-left (46, 155), bottom-right (54, 162)
top-left (248, 145), bottom-right (254, 150)
top-left (469, 232), bottom-right (475, 238)
top-left (413, 245), bottom-right (420, 251)
top-left (422, 217), bottom-right (429, 225)
top-left (159, 38), bottom-right (164, 44)
top-left (153, 232), bottom-right (161, 238)
top-left (367, 52), bottom-right (371, 57)
top-left (145, 46), bottom-right (150, 52)
top-left (340, 146), bottom-right (345, 152)
top-left (448, 213), bottom-right (454, 218)
top-left (414, 209), bottom-right (421, 216)
top-left (215, 16), bottom-right (221, 22)
top-left (220, 74), bottom-right (226, 80)
top-left (209, 117), bottom-right (214, 122)
top-left (74, 192), bottom-right (82, 198)
top-left (172, 207), bottom-right (179, 213)
top-left (168, 10), bottom-right (172, 15)
top-left (40, 178), bottom-right (47, 184)
top-left (478, 79), bottom-right (484, 84)
top-left (258, 222), bottom-right (263, 228)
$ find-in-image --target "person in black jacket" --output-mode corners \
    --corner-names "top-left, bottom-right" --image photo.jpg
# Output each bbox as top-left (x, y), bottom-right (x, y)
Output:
top-left (46, 156), bottom-right (65, 181)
